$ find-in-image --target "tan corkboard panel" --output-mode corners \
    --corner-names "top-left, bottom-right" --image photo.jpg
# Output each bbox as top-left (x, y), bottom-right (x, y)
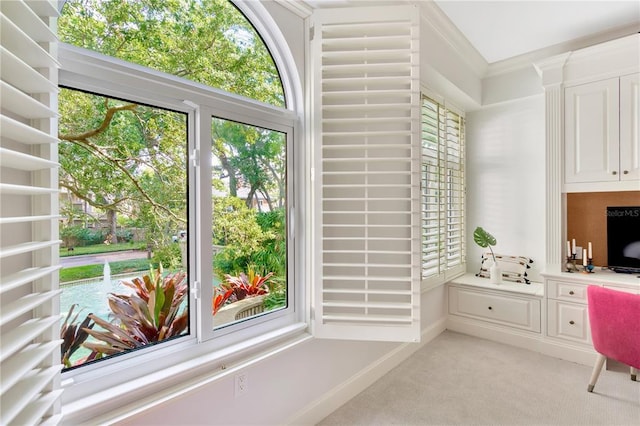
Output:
top-left (567, 191), bottom-right (640, 266)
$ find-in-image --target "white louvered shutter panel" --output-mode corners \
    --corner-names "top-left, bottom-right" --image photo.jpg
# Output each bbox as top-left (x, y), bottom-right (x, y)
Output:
top-left (310, 6), bottom-right (421, 342)
top-left (420, 97), bottom-right (444, 278)
top-left (421, 95), bottom-right (465, 281)
top-left (444, 108), bottom-right (464, 269)
top-left (0, 1), bottom-right (62, 424)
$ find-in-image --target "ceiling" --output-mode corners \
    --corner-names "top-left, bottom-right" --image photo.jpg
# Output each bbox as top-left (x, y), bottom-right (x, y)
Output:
top-left (434, 1), bottom-right (640, 63)
top-left (304, 0), bottom-right (640, 64)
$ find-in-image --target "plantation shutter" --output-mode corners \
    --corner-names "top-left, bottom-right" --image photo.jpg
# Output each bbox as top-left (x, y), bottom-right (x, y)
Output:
top-left (421, 95), bottom-right (465, 280)
top-left (310, 6), bottom-right (421, 342)
top-left (0, 1), bottom-right (62, 424)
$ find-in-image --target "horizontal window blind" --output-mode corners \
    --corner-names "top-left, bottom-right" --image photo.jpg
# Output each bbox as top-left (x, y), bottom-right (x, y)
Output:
top-left (311, 6), bottom-right (420, 342)
top-left (0, 1), bottom-right (62, 424)
top-left (421, 95), bottom-right (465, 280)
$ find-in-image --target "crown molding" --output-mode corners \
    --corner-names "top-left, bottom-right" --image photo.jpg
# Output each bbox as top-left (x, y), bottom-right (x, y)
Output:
top-left (419, 1), bottom-right (488, 78)
top-left (486, 23), bottom-right (640, 78)
top-left (275, 0), bottom-right (314, 18)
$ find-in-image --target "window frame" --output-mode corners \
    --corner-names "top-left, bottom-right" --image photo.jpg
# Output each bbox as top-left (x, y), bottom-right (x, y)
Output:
top-left (57, 31), bottom-right (303, 408)
top-left (420, 89), bottom-right (466, 289)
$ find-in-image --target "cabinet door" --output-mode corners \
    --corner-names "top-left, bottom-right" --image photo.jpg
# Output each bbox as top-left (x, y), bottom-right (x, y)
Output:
top-left (565, 78), bottom-right (620, 183)
top-left (547, 300), bottom-right (591, 345)
top-left (620, 73), bottom-right (640, 181)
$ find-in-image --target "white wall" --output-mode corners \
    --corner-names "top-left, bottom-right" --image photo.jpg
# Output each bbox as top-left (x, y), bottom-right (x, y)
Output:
top-left (465, 95), bottom-right (546, 282)
top-left (116, 288), bottom-right (447, 425)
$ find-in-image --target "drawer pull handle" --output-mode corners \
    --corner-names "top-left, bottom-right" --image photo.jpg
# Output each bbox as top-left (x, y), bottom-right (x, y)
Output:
top-left (569, 320), bottom-right (575, 325)
top-left (488, 306), bottom-right (493, 310)
top-left (569, 291), bottom-right (574, 295)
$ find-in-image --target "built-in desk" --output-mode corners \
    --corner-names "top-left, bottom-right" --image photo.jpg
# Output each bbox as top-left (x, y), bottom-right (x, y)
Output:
top-left (447, 270), bottom-right (639, 366)
top-left (543, 269), bottom-right (639, 356)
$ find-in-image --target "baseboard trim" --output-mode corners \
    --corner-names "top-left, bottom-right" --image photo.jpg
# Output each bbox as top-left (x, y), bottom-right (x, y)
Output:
top-left (286, 318), bottom-right (447, 425)
top-left (447, 316), bottom-right (597, 366)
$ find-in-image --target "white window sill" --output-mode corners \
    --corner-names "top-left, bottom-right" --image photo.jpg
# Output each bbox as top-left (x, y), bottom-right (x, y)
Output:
top-left (61, 322), bottom-right (310, 424)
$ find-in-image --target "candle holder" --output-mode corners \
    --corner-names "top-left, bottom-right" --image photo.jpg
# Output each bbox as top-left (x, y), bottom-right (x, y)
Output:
top-left (584, 258), bottom-right (595, 273)
top-left (565, 254), bottom-right (578, 273)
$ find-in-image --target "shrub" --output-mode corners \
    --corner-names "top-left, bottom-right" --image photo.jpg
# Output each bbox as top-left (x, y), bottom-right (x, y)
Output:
top-left (60, 225), bottom-right (107, 247)
top-left (263, 275), bottom-right (286, 311)
top-left (152, 243), bottom-right (183, 271)
top-left (252, 209), bottom-right (286, 277)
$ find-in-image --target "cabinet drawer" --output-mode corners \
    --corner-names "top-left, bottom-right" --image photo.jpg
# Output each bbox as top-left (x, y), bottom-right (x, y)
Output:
top-left (547, 280), bottom-right (589, 303)
top-left (547, 300), bottom-right (591, 345)
top-left (449, 286), bottom-right (541, 332)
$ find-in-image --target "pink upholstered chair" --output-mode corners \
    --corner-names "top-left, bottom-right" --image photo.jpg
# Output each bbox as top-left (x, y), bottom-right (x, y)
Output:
top-left (586, 285), bottom-right (640, 392)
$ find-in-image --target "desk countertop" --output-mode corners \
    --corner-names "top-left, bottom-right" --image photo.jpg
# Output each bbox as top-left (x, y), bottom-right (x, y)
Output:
top-left (542, 268), bottom-right (640, 288)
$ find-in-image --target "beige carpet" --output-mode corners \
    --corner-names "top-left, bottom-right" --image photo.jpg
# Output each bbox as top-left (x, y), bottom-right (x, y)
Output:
top-left (318, 331), bottom-right (640, 425)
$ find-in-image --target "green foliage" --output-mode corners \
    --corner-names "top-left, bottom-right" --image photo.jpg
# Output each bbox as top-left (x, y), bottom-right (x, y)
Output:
top-left (252, 209), bottom-right (286, 277)
top-left (213, 246), bottom-right (250, 278)
top-left (152, 243), bottom-right (183, 271)
top-left (211, 118), bottom-right (286, 210)
top-left (83, 269), bottom-right (189, 356)
top-left (263, 276), bottom-right (286, 311)
top-left (57, 88), bottom-right (188, 245)
top-left (61, 225), bottom-right (107, 247)
top-left (212, 200), bottom-right (286, 279)
top-left (473, 226), bottom-right (497, 262)
top-left (58, 0), bottom-right (284, 107)
top-left (212, 196), bottom-right (267, 277)
top-left (212, 196), bottom-right (265, 249)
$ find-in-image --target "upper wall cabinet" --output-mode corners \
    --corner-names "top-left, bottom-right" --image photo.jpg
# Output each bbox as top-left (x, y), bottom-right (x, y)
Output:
top-left (565, 77), bottom-right (619, 184)
top-left (564, 72), bottom-right (639, 191)
top-left (620, 73), bottom-right (640, 182)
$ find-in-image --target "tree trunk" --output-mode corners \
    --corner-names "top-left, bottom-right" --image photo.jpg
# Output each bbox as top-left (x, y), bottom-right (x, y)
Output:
top-left (107, 209), bottom-right (118, 243)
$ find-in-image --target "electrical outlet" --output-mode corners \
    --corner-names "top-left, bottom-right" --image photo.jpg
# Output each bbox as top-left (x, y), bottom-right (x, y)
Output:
top-left (235, 373), bottom-right (248, 397)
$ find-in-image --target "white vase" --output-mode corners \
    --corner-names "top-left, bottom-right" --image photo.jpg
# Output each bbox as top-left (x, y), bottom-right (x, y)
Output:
top-left (490, 263), bottom-right (502, 284)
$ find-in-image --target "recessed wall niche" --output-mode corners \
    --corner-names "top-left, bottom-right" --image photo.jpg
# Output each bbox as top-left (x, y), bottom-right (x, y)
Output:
top-left (566, 191), bottom-right (640, 267)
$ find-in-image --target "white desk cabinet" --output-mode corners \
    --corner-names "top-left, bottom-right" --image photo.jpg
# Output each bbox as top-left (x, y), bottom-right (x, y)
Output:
top-left (544, 271), bottom-right (640, 349)
top-left (546, 279), bottom-right (591, 344)
top-left (447, 271), bottom-right (639, 366)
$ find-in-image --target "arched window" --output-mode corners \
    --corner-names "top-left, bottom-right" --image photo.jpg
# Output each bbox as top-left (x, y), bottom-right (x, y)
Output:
top-left (57, 0), bottom-right (297, 378)
top-left (59, 0), bottom-right (285, 107)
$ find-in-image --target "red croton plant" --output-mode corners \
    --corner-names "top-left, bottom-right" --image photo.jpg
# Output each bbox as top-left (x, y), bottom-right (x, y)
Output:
top-left (212, 270), bottom-right (273, 315)
top-left (82, 268), bottom-right (189, 357)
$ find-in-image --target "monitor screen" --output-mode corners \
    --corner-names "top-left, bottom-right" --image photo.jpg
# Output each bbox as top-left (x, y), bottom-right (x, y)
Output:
top-left (606, 206), bottom-right (640, 273)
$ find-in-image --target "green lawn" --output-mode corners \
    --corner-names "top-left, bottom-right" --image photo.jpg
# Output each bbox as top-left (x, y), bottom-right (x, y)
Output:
top-left (60, 258), bottom-right (154, 282)
top-left (60, 242), bottom-right (146, 257)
